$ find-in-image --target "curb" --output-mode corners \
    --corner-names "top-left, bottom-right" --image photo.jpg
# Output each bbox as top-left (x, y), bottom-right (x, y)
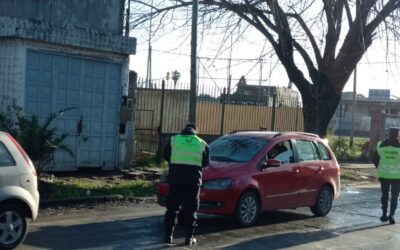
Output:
top-left (40, 194), bottom-right (125, 208)
top-left (39, 195), bottom-right (158, 208)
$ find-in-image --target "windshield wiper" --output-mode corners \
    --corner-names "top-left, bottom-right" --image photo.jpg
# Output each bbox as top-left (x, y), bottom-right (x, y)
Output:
top-left (211, 156), bottom-right (240, 162)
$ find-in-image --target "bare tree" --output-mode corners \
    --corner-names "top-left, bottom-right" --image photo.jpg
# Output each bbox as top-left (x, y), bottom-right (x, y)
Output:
top-left (130, 0), bottom-right (400, 137)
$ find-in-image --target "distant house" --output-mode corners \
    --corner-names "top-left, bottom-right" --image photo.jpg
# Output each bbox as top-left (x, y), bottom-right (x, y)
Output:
top-left (0, 0), bottom-right (136, 171)
top-left (328, 89), bottom-right (400, 137)
top-left (222, 77), bottom-right (299, 107)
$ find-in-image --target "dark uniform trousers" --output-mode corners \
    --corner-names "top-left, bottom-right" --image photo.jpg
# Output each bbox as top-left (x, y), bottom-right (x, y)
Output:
top-left (380, 178), bottom-right (400, 216)
top-left (165, 183), bottom-right (200, 237)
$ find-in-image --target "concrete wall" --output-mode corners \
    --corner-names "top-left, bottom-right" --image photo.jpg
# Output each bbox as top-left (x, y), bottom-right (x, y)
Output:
top-left (0, 37), bottom-right (129, 113)
top-left (0, 17), bottom-right (135, 55)
top-left (0, 39), bottom-right (26, 112)
top-left (0, 0), bottom-right (125, 34)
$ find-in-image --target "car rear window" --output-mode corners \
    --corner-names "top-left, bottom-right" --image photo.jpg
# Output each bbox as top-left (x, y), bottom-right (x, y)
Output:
top-left (318, 142), bottom-right (331, 160)
top-left (297, 140), bottom-right (319, 162)
top-left (0, 142), bottom-right (16, 167)
top-left (209, 136), bottom-right (268, 162)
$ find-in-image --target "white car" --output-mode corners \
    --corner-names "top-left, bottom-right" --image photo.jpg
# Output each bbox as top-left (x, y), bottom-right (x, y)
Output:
top-left (0, 131), bottom-right (39, 249)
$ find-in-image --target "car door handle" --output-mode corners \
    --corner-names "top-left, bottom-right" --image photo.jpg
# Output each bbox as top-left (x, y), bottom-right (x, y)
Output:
top-left (293, 168), bottom-right (300, 174)
top-left (318, 166), bottom-right (324, 172)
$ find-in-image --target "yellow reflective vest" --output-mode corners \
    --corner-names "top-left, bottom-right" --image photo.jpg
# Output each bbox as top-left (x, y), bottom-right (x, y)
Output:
top-left (377, 141), bottom-right (400, 179)
top-left (170, 134), bottom-right (207, 167)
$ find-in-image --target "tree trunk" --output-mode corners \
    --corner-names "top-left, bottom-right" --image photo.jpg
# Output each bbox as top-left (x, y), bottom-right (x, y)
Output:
top-left (300, 83), bottom-right (341, 138)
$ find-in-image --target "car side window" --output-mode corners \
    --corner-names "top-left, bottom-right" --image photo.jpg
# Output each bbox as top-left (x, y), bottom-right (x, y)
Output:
top-left (267, 140), bottom-right (295, 164)
top-left (0, 142), bottom-right (16, 167)
top-left (297, 140), bottom-right (317, 162)
top-left (318, 142), bottom-right (331, 160)
top-left (312, 141), bottom-right (322, 160)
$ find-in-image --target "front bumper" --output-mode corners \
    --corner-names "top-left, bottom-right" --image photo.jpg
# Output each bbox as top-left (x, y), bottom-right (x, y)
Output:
top-left (157, 183), bottom-right (237, 215)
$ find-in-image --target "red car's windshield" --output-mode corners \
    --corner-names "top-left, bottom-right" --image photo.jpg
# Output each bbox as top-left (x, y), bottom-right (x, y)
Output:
top-left (209, 136), bottom-right (269, 163)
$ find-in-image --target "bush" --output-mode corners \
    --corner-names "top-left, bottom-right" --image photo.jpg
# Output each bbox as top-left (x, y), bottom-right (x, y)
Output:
top-left (327, 131), bottom-right (369, 162)
top-left (135, 154), bottom-right (168, 170)
top-left (0, 104), bottom-right (74, 173)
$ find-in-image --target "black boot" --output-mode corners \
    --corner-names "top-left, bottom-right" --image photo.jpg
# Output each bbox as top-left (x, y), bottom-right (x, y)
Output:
top-left (164, 224), bottom-right (175, 244)
top-left (388, 215), bottom-right (396, 224)
top-left (185, 225), bottom-right (196, 246)
top-left (380, 214), bottom-right (388, 222)
top-left (185, 237), bottom-right (197, 246)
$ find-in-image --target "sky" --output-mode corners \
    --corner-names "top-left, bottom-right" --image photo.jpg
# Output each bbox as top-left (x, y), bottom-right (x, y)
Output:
top-left (129, 23), bottom-right (400, 100)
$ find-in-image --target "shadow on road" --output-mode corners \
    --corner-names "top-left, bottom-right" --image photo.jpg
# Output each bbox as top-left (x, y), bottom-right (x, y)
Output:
top-left (24, 208), bottom-right (388, 249)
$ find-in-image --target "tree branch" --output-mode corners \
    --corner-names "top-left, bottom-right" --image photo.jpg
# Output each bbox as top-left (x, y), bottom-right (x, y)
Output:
top-left (366, 0), bottom-right (400, 35)
top-left (293, 39), bottom-right (319, 83)
top-left (287, 12), bottom-right (322, 66)
top-left (322, 0), bottom-right (339, 63)
top-left (343, 0), bottom-right (353, 26)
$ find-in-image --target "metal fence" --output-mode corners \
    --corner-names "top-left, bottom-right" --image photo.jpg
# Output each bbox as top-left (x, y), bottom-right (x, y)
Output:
top-left (134, 78), bottom-right (304, 159)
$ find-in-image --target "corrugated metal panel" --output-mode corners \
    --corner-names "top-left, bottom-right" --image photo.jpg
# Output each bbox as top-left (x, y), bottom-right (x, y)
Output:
top-left (25, 51), bottom-right (121, 170)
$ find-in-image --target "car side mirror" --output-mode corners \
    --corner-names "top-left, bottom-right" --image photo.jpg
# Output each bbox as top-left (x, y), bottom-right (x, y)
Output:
top-left (266, 159), bottom-right (281, 168)
top-left (259, 159), bottom-right (282, 170)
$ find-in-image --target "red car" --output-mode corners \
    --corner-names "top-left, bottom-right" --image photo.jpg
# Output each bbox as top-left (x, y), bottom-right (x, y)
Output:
top-left (158, 131), bottom-right (340, 227)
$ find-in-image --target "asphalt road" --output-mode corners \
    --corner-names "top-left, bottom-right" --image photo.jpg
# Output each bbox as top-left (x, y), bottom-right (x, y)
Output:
top-left (22, 184), bottom-right (400, 250)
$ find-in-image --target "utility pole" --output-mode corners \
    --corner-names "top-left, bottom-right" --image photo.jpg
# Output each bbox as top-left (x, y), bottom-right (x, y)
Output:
top-left (188, 0), bottom-right (198, 123)
top-left (227, 54), bottom-right (232, 104)
top-left (145, 0), bottom-right (154, 88)
top-left (350, 66), bottom-right (357, 148)
top-left (259, 58), bottom-right (263, 86)
top-left (125, 0), bottom-right (130, 37)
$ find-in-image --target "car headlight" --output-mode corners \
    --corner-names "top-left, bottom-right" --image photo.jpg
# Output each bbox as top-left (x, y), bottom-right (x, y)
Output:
top-left (160, 174), bottom-right (169, 183)
top-left (203, 179), bottom-right (232, 190)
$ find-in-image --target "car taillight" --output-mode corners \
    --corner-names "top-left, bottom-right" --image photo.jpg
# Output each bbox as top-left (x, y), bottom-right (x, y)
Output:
top-left (7, 133), bottom-right (37, 176)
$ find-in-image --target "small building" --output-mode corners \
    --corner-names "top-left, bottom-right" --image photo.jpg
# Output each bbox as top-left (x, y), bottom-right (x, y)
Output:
top-left (328, 90), bottom-right (400, 137)
top-left (0, 0), bottom-right (136, 171)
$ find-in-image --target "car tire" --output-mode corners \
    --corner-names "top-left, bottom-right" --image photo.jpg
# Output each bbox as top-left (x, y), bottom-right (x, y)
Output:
top-left (235, 191), bottom-right (260, 227)
top-left (0, 205), bottom-right (28, 250)
top-left (311, 186), bottom-right (333, 217)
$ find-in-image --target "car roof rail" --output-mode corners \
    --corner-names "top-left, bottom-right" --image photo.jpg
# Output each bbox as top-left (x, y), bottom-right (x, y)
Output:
top-left (273, 132), bottom-right (319, 138)
top-left (229, 127), bottom-right (270, 134)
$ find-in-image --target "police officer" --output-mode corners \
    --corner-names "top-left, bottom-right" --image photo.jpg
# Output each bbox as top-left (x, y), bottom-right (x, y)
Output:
top-left (373, 128), bottom-right (400, 224)
top-left (163, 123), bottom-right (209, 245)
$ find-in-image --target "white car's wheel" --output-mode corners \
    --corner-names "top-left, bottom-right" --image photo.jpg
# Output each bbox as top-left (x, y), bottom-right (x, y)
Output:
top-left (0, 205), bottom-right (28, 250)
top-left (235, 191), bottom-right (260, 227)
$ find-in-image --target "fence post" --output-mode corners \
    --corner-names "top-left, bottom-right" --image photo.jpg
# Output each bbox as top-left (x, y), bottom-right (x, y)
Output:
top-left (220, 88), bottom-right (226, 135)
top-left (156, 80), bottom-right (165, 163)
top-left (271, 93), bottom-right (277, 131)
top-left (295, 101), bottom-right (299, 131)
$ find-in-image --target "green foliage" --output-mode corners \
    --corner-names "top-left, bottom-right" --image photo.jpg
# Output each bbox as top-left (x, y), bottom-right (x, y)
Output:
top-left (0, 104), bottom-right (74, 173)
top-left (135, 155), bottom-right (168, 170)
top-left (171, 70), bottom-right (181, 86)
top-left (327, 131), bottom-right (369, 162)
top-left (47, 180), bottom-right (156, 200)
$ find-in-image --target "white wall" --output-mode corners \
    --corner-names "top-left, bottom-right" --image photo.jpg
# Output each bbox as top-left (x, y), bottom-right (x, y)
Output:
top-left (0, 39), bottom-right (26, 112)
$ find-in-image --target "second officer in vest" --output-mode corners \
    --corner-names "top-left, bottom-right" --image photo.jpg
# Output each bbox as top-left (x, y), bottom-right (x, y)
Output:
top-left (374, 127), bottom-right (400, 224)
top-left (163, 123), bottom-right (209, 246)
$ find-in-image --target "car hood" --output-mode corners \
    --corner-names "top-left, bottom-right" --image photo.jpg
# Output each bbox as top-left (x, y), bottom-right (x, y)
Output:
top-left (202, 161), bottom-right (246, 180)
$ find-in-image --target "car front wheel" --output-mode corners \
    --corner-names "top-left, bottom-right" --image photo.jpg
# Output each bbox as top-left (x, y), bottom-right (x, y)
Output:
top-left (311, 186), bottom-right (333, 216)
top-left (0, 205), bottom-right (28, 250)
top-left (235, 191), bottom-right (260, 227)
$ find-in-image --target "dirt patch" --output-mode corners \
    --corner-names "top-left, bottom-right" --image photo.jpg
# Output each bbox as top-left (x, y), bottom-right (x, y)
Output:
top-left (340, 167), bottom-right (378, 185)
top-left (42, 168), bottom-right (164, 184)
top-left (38, 168), bottom-right (165, 200)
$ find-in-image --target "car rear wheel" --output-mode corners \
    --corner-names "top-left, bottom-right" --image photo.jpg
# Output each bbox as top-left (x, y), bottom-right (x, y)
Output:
top-left (311, 186), bottom-right (333, 216)
top-left (235, 191), bottom-right (260, 227)
top-left (0, 205), bottom-right (28, 250)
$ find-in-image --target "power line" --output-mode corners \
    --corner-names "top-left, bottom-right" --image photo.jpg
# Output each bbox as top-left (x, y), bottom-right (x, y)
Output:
top-left (145, 48), bottom-right (400, 65)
